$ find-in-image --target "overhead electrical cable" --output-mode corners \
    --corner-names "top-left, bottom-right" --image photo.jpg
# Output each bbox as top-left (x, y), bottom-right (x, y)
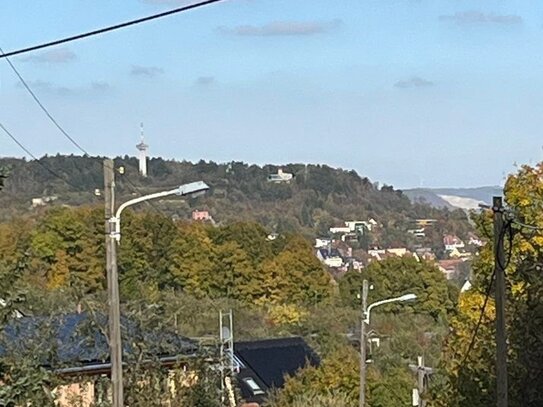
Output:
top-left (512, 219), bottom-right (543, 232)
top-left (459, 269), bottom-right (496, 367)
top-left (0, 46), bottom-right (90, 156)
top-left (460, 214), bottom-right (512, 366)
top-left (0, 47), bottom-right (165, 212)
top-left (0, 122), bottom-right (82, 191)
top-left (0, 0), bottom-right (226, 59)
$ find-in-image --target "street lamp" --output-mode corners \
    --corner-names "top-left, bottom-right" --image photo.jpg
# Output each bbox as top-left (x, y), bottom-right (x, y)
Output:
top-left (364, 293), bottom-right (417, 324)
top-left (110, 181), bottom-right (210, 241)
top-left (103, 158), bottom-right (209, 407)
top-left (359, 280), bottom-right (416, 407)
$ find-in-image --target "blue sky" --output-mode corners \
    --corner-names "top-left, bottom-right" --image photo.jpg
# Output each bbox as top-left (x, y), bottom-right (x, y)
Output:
top-left (1, 0), bottom-right (543, 188)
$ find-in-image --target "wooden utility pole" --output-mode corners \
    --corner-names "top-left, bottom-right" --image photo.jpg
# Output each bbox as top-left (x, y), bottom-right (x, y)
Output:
top-left (104, 159), bottom-right (124, 407)
top-left (493, 196), bottom-right (508, 407)
top-left (359, 279), bottom-right (368, 407)
top-left (409, 356), bottom-right (433, 406)
top-left (416, 356), bottom-right (426, 407)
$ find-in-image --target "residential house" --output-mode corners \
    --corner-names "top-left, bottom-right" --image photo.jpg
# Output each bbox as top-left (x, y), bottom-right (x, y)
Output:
top-left (0, 312), bottom-right (198, 407)
top-left (461, 279), bottom-right (472, 293)
top-left (415, 219), bottom-right (438, 228)
top-left (267, 168), bottom-right (293, 183)
top-left (235, 337), bottom-right (319, 406)
top-left (468, 233), bottom-right (484, 247)
top-left (443, 235), bottom-right (465, 252)
top-left (31, 195), bottom-right (58, 208)
top-left (386, 248), bottom-right (408, 257)
top-left (438, 259), bottom-right (465, 280)
top-left (368, 247), bottom-right (411, 261)
top-left (408, 228), bottom-right (426, 238)
top-left (448, 247), bottom-right (472, 260)
top-left (2, 315), bottom-right (320, 407)
top-left (344, 221), bottom-right (368, 233)
top-left (314, 237), bottom-right (332, 248)
top-left (415, 247), bottom-right (436, 261)
top-left (367, 248), bottom-right (386, 261)
top-left (329, 226), bottom-right (351, 234)
top-left (192, 209), bottom-right (212, 221)
top-left (316, 248), bottom-right (344, 268)
top-left (330, 219), bottom-right (377, 236)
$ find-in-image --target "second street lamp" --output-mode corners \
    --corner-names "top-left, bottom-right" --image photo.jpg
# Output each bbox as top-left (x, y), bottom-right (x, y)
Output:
top-left (359, 280), bottom-right (417, 407)
top-left (103, 159), bottom-right (209, 407)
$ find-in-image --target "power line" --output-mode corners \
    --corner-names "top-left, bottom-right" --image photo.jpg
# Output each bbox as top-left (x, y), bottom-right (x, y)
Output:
top-left (0, 46), bottom-right (90, 156)
top-left (459, 213), bottom-right (514, 367)
top-left (512, 219), bottom-right (543, 232)
top-left (0, 46), bottom-right (161, 206)
top-left (0, 0), bottom-right (226, 60)
top-left (496, 218), bottom-right (514, 271)
top-left (0, 122), bottom-right (82, 191)
top-left (460, 269), bottom-right (496, 367)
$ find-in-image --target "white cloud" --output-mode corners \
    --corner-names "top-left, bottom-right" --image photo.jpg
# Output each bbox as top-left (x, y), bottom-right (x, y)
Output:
top-left (131, 65), bottom-right (164, 77)
top-left (21, 48), bottom-right (77, 64)
top-left (394, 77), bottom-right (434, 89)
top-left (219, 19), bottom-right (342, 37)
top-left (439, 11), bottom-right (523, 25)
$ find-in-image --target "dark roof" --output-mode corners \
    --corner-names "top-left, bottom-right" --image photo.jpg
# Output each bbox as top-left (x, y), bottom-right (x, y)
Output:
top-left (318, 248), bottom-right (342, 259)
top-left (318, 248), bottom-right (329, 258)
top-left (0, 312), bottom-right (197, 372)
top-left (234, 337), bottom-right (319, 403)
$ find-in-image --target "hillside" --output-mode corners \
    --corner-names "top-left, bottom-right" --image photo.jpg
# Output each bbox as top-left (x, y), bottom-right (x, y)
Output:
top-left (0, 155), bottom-right (472, 248)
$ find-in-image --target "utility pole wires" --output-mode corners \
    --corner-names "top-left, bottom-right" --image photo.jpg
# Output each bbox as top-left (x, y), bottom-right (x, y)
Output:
top-left (0, 0), bottom-right (226, 60)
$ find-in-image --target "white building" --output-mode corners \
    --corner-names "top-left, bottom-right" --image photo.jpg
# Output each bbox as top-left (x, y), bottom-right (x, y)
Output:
top-left (136, 123), bottom-right (149, 177)
top-left (267, 168), bottom-right (293, 183)
top-left (316, 248), bottom-right (344, 268)
top-left (443, 235), bottom-right (465, 252)
top-left (329, 226), bottom-right (351, 234)
top-left (315, 238), bottom-right (332, 248)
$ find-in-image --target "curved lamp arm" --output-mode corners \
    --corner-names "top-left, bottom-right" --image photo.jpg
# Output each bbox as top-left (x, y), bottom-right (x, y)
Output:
top-left (364, 293), bottom-right (416, 324)
top-left (109, 181), bottom-right (209, 241)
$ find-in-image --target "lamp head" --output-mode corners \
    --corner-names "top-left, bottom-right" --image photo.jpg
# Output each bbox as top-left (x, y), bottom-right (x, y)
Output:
top-left (399, 293), bottom-right (417, 302)
top-left (176, 181), bottom-right (210, 197)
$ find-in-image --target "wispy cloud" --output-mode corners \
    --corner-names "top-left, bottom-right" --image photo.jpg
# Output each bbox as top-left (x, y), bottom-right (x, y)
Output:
top-left (219, 19), bottom-right (342, 37)
top-left (16, 80), bottom-right (72, 95)
top-left (439, 11), bottom-right (523, 25)
top-left (195, 76), bottom-right (215, 86)
top-left (21, 48), bottom-right (77, 64)
top-left (91, 81), bottom-right (111, 91)
top-left (16, 80), bottom-right (111, 95)
top-left (131, 65), bottom-right (164, 77)
top-left (394, 77), bottom-right (434, 89)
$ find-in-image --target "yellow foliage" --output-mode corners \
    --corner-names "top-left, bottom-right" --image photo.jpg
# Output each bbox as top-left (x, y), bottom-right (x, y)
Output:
top-left (266, 303), bottom-right (308, 326)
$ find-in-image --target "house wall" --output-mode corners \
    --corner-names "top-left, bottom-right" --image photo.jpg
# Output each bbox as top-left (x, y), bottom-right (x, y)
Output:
top-left (55, 382), bottom-right (95, 407)
top-left (192, 210), bottom-right (210, 221)
top-left (324, 257), bottom-right (343, 268)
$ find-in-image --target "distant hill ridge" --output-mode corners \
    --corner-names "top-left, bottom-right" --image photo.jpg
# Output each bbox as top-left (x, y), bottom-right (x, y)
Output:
top-left (404, 186), bottom-right (503, 210)
top-left (0, 155), bottom-right (471, 246)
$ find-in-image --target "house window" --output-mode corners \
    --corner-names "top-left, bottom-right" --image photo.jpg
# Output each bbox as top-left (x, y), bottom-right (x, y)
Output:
top-left (243, 377), bottom-right (265, 395)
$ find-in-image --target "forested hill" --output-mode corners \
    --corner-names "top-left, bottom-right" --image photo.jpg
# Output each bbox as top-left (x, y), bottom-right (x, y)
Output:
top-left (0, 155), bottom-right (471, 245)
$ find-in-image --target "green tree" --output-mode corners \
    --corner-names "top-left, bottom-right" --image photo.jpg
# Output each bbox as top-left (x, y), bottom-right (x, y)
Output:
top-left (435, 162), bottom-right (543, 406)
top-left (340, 256), bottom-right (456, 320)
